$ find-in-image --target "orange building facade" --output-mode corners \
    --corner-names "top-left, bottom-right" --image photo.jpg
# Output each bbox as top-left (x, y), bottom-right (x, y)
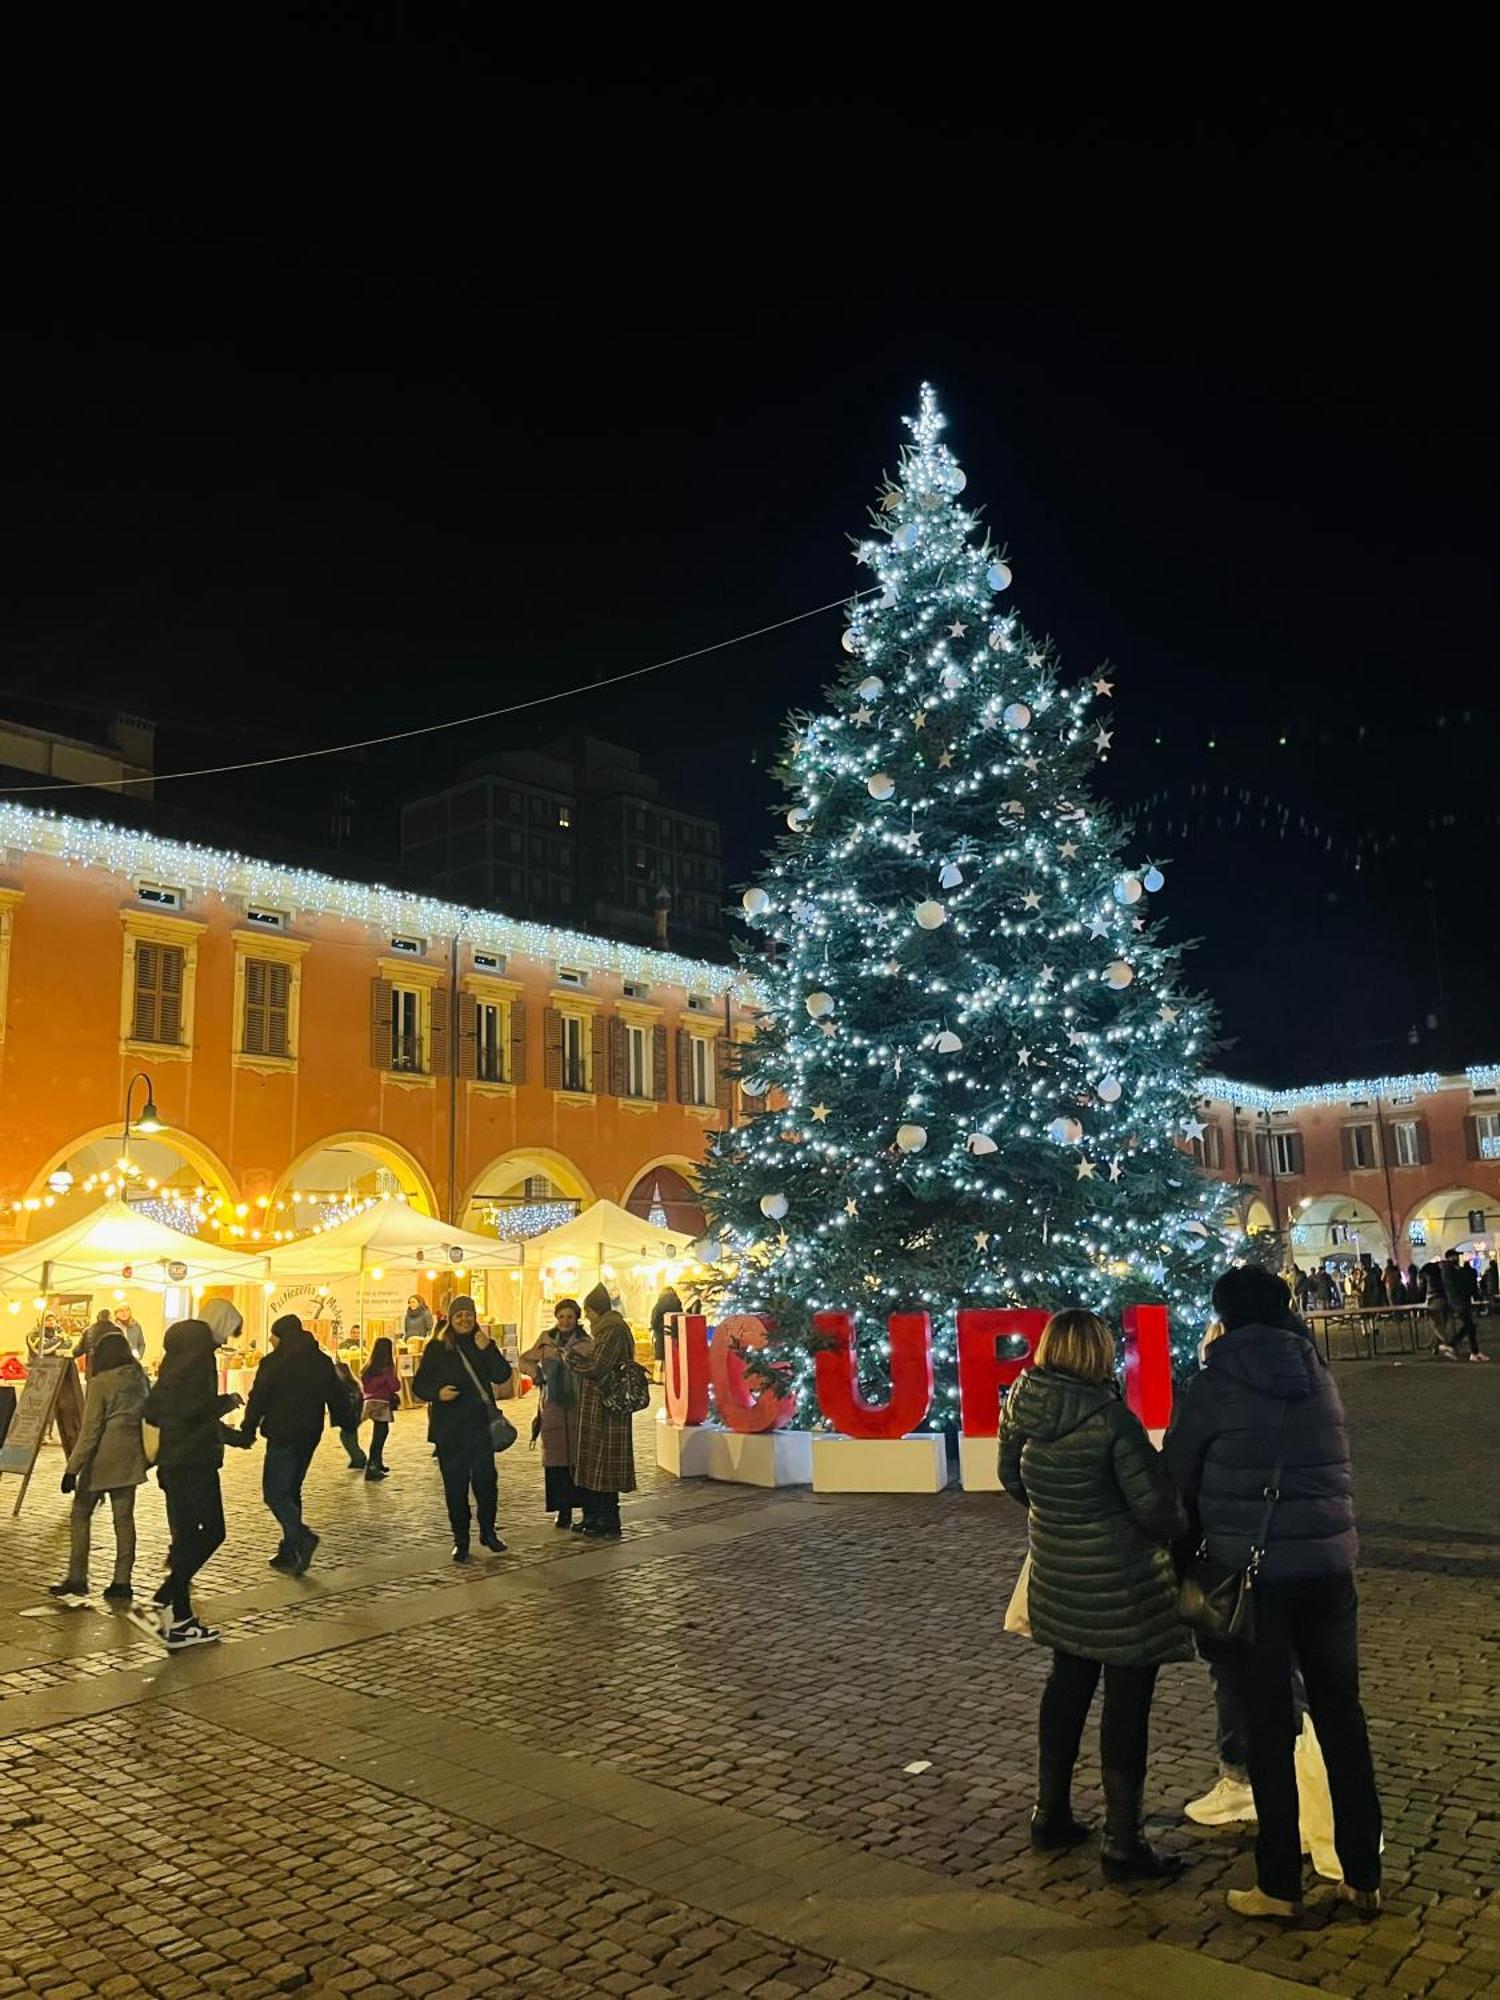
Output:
top-left (0, 807), bottom-right (751, 1281)
top-left (1196, 1068), bottom-right (1500, 1271)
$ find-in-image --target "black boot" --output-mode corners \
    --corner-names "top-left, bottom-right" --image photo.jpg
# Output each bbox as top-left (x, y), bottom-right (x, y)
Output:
top-left (1100, 1768), bottom-right (1183, 1883)
top-left (1031, 1751), bottom-right (1092, 1852)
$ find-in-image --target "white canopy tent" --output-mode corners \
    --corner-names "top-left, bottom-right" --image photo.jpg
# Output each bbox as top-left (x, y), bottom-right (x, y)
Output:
top-left (264, 1197), bottom-right (519, 1281)
top-left (0, 1198), bottom-right (271, 1296)
top-left (516, 1198), bottom-right (702, 1347)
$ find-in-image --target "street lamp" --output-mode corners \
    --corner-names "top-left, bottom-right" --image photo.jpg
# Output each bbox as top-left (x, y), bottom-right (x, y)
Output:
top-left (122, 1072), bottom-right (167, 1162)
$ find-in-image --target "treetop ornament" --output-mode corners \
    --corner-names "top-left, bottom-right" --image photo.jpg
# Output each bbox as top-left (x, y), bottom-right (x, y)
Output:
top-left (701, 383), bottom-right (1229, 1426)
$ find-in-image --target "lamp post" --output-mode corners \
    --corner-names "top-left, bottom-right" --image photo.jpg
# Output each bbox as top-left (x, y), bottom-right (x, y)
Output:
top-left (121, 1072), bottom-right (167, 1174)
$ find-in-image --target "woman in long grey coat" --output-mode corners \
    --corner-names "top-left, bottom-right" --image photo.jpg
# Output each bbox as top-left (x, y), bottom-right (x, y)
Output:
top-left (1000, 1309), bottom-right (1189, 1882)
top-left (51, 1330), bottom-right (150, 1603)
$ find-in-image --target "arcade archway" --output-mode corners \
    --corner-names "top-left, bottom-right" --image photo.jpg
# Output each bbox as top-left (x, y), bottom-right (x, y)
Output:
top-left (1404, 1187), bottom-right (1496, 1260)
top-left (624, 1158), bottom-right (706, 1238)
top-left (1288, 1192), bottom-right (1390, 1269)
top-left (17, 1124), bottom-right (242, 1242)
top-left (267, 1132), bottom-right (438, 1235)
top-left (459, 1147), bottom-right (594, 1243)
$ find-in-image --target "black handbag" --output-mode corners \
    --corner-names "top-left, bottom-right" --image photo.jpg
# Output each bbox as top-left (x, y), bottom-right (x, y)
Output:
top-left (598, 1356), bottom-right (651, 1418)
top-left (1178, 1406), bottom-right (1289, 1643)
top-left (456, 1343), bottom-right (518, 1455)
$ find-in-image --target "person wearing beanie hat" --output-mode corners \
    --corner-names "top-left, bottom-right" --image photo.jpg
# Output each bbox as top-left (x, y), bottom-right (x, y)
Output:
top-left (562, 1285), bottom-right (640, 1539)
top-left (412, 1295), bottom-right (512, 1562)
top-left (134, 1320), bottom-right (246, 1649)
top-left (240, 1314), bottom-right (345, 1577)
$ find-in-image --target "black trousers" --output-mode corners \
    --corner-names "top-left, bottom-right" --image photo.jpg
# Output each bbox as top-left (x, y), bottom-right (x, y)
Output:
top-left (437, 1432), bottom-right (497, 1548)
top-left (576, 1486), bottom-right (620, 1533)
top-left (154, 1465), bottom-right (226, 1622)
top-left (1222, 1571), bottom-right (1382, 1899)
top-left (368, 1419), bottom-right (390, 1468)
top-left (1039, 1649), bottom-right (1158, 1791)
top-left (263, 1437), bottom-right (317, 1551)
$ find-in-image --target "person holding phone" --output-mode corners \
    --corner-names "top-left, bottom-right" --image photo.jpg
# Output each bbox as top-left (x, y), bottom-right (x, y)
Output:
top-left (413, 1296), bottom-right (512, 1563)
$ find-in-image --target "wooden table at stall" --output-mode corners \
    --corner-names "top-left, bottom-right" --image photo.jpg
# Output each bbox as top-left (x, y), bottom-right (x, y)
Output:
top-left (1303, 1305), bottom-right (1429, 1363)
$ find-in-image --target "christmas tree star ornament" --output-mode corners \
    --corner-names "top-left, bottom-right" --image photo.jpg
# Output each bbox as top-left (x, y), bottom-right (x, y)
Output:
top-left (912, 709), bottom-right (927, 729)
top-left (1020, 890), bottom-right (1042, 911)
top-left (974, 1230), bottom-right (990, 1249)
top-left (1039, 964), bottom-right (1056, 984)
top-left (1158, 1003), bottom-right (1180, 1024)
top-left (851, 705), bottom-right (874, 726)
top-left (1026, 649), bottom-right (1045, 669)
top-left (1095, 725), bottom-right (1114, 752)
top-left (948, 618), bottom-right (968, 638)
top-left (936, 748), bottom-right (954, 769)
top-left (818, 1019), bottom-right (838, 1038)
top-left (1022, 756), bottom-right (1041, 775)
top-left (1108, 1159), bottom-right (1124, 1182)
top-left (1182, 1117), bottom-right (1207, 1141)
top-left (1092, 675), bottom-right (1115, 697)
top-left (811, 1103), bottom-right (830, 1122)
top-left (844, 1198), bottom-right (859, 1217)
top-left (1017, 1047), bottom-right (1033, 1066)
top-left (1076, 1158), bottom-right (1097, 1180)
top-left (1066, 1027), bottom-right (1088, 1047)
top-left (1088, 914), bottom-right (1111, 939)
top-left (1059, 840), bottom-right (1079, 859)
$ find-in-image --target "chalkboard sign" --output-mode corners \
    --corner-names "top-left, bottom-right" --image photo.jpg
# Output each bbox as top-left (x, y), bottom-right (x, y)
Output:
top-left (0, 1356), bottom-right (86, 1515)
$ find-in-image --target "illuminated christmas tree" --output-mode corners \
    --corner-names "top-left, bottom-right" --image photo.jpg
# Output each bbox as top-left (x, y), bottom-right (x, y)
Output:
top-left (701, 385), bottom-right (1228, 1422)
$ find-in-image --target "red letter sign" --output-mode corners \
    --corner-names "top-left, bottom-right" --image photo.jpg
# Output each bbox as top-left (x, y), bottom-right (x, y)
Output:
top-left (812, 1311), bottom-right (933, 1438)
top-left (710, 1314), bottom-right (795, 1433)
top-left (663, 1313), bottom-right (710, 1426)
top-left (1121, 1303), bottom-right (1174, 1433)
top-left (955, 1308), bottom-right (1048, 1436)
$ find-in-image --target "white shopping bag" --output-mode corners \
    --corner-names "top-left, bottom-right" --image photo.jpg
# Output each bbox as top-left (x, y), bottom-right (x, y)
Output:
top-left (1297, 1715), bottom-right (1341, 1880)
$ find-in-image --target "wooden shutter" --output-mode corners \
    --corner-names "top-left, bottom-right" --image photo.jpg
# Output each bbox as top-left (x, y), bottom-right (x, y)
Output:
top-left (141, 943), bottom-right (185, 1047)
top-left (1252, 1129), bottom-right (1270, 1176)
top-left (1339, 1126), bottom-right (1356, 1170)
top-left (605, 1015), bottom-right (626, 1095)
top-left (265, 962), bottom-right (290, 1058)
top-left (370, 977), bottom-right (393, 1071)
top-left (132, 942), bottom-right (159, 1042)
top-left (429, 989), bottom-right (451, 1075)
top-left (715, 1035), bottom-right (732, 1110)
top-left (1285, 1132), bottom-right (1304, 1175)
top-left (457, 991), bottom-right (478, 1080)
top-left (1464, 1114), bottom-right (1481, 1160)
top-left (652, 1024), bottom-right (669, 1101)
top-left (510, 998), bottom-right (527, 1084)
top-left (543, 1005), bottom-right (563, 1090)
top-left (1415, 1119), bottom-right (1432, 1166)
top-left (243, 958), bottom-right (265, 1055)
top-left (675, 1027), bottom-right (693, 1103)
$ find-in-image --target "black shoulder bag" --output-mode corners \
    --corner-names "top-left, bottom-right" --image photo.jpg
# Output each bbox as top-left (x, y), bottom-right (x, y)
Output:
top-left (456, 1343), bottom-right (518, 1455)
top-left (1177, 1405), bottom-right (1289, 1643)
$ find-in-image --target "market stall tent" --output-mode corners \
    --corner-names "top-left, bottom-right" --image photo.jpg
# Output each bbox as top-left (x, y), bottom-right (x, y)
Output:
top-left (517, 1198), bottom-right (702, 1347)
top-left (264, 1197), bottom-right (519, 1280)
top-left (0, 1199), bottom-right (271, 1295)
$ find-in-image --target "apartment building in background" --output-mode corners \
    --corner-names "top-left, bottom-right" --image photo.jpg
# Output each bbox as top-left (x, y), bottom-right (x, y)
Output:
top-left (400, 736), bottom-right (724, 957)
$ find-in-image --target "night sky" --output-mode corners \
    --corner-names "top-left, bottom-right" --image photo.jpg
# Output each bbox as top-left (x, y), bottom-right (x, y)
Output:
top-left (2, 40), bottom-right (1493, 1086)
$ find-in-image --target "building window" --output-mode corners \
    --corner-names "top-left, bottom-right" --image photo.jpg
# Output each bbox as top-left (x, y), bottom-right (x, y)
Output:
top-left (677, 1029), bottom-right (720, 1108)
top-left (1342, 1122), bottom-right (1378, 1170)
top-left (562, 1014), bottom-right (588, 1091)
top-left (476, 1001), bottom-right (506, 1083)
top-left (1191, 1125), bottom-right (1225, 1170)
top-left (1269, 1129), bottom-right (1301, 1176)
top-left (1392, 1120), bottom-right (1424, 1167)
top-left (626, 1022), bottom-right (650, 1099)
top-left (557, 804), bottom-right (571, 828)
top-left (1476, 1112), bottom-right (1500, 1161)
top-left (132, 941), bottom-right (186, 1046)
top-left (391, 987), bottom-right (423, 1072)
top-left (243, 958), bottom-right (291, 1059)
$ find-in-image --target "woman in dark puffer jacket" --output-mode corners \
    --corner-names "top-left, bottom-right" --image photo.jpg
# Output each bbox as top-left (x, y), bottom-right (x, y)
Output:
top-left (1000, 1309), bottom-right (1190, 1881)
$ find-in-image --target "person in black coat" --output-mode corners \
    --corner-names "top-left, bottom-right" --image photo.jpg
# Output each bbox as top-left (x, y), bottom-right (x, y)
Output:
top-left (1442, 1249), bottom-right (1485, 1360)
top-left (1000, 1309), bottom-right (1188, 1882)
top-left (1165, 1266), bottom-right (1381, 1921)
top-left (412, 1295), bottom-right (512, 1563)
top-left (241, 1315), bottom-right (345, 1576)
top-left (134, 1319), bottom-right (245, 1649)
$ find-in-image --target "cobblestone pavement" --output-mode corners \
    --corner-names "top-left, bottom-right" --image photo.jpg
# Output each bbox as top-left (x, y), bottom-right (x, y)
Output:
top-left (0, 1364), bottom-right (1495, 1997)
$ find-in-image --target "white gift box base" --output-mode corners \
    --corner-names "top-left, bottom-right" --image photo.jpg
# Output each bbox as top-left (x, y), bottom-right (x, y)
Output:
top-left (811, 1433), bottom-right (950, 1493)
top-left (958, 1434), bottom-right (1003, 1492)
top-left (655, 1416), bottom-right (813, 1486)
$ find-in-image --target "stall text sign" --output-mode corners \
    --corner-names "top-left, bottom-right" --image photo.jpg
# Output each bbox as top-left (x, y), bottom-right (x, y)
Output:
top-left (0, 1357), bottom-right (86, 1514)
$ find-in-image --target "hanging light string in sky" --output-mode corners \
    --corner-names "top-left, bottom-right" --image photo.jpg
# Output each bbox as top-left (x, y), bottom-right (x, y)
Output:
top-left (1, 590), bottom-right (870, 797)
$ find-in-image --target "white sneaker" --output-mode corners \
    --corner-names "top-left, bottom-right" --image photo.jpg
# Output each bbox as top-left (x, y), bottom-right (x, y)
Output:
top-left (127, 1602), bottom-right (171, 1646)
top-left (1469, 1352), bottom-right (1490, 1363)
top-left (164, 1616), bottom-right (220, 1650)
top-left (1185, 1774), bottom-right (1258, 1825)
top-left (1436, 1344), bottom-right (1458, 1361)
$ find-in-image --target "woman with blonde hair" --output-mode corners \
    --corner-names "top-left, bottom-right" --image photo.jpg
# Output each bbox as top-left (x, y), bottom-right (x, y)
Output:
top-left (1000, 1307), bottom-right (1189, 1881)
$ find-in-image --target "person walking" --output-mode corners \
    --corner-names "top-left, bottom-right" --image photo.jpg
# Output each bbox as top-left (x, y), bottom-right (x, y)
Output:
top-left (1165, 1265), bottom-right (1381, 1921)
top-left (999, 1308), bottom-right (1189, 1880)
top-left (404, 1294), bottom-right (434, 1344)
top-left (520, 1298), bottom-right (586, 1528)
top-left (50, 1329), bottom-right (150, 1604)
top-left (240, 1315), bottom-right (345, 1576)
top-left (361, 1336), bottom-right (401, 1481)
top-left (332, 1359), bottom-right (369, 1467)
top-left (412, 1296), bottom-right (512, 1562)
top-left (134, 1320), bottom-right (244, 1649)
top-left (1443, 1248), bottom-right (1486, 1360)
top-left (564, 1283), bottom-right (639, 1541)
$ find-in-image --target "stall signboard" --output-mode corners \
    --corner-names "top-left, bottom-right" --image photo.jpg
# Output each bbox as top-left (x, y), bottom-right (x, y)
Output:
top-left (0, 1356), bottom-right (86, 1515)
top-left (269, 1277), bottom-right (410, 1344)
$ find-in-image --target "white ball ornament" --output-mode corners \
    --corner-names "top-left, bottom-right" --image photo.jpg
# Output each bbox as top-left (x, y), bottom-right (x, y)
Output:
top-left (804, 990), bottom-right (835, 1020)
top-left (895, 1124), bottom-right (928, 1154)
top-left (967, 1132), bottom-right (998, 1156)
top-left (1097, 1075), bottom-right (1124, 1104)
top-left (945, 466), bottom-right (967, 494)
top-left (914, 899), bottom-right (948, 929)
top-left (741, 887), bottom-right (771, 918)
top-left (1048, 1117), bottom-right (1084, 1146)
top-left (867, 772), bottom-right (895, 801)
top-left (856, 675), bottom-right (884, 702)
top-left (1143, 865), bottom-right (1165, 894)
top-left (894, 523), bottom-right (919, 552)
top-left (841, 628), bottom-right (860, 655)
top-left (759, 1193), bottom-right (789, 1221)
top-left (1114, 875), bottom-right (1144, 905)
top-left (987, 560), bottom-right (1013, 591)
top-left (1103, 960), bottom-right (1135, 990)
top-left (1184, 1221), bottom-right (1211, 1238)
top-left (786, 806), bottom-right (812, 833)
top-left (939, 663), bottom-right (966, 692)
top-left (935, 1029), bottom-right (963, 1054)
top-left (1002, 701), bottom-right (1032, 730)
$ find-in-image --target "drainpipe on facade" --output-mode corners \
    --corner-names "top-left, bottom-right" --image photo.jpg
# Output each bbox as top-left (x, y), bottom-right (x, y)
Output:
top-left (447, 933), bottom-right (461, 1224)
top-left (1261, 1108), bottom-right (1285, 1259)
top-left (1374, 1095), bottom-right (1400, 1261)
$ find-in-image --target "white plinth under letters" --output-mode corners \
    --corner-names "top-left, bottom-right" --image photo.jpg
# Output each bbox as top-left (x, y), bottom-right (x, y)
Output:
top-left (958, 1434), bottom-right (1003, 1492)
top-left (811, 1433), bottom-right (951, 1493)
top-left (654, 1414), bottom-right (714, 1478)
top-left (654, 1416), bottom-right (813, 1486)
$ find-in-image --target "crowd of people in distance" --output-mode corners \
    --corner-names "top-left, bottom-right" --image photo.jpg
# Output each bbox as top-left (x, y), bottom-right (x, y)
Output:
top-left (1285, 1247), bottom-right (1490, 1360)
top-left (1001, 1265), bottom-right (1382, 1924)
top-left (42, 1281), bottom-right (642, 1649)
